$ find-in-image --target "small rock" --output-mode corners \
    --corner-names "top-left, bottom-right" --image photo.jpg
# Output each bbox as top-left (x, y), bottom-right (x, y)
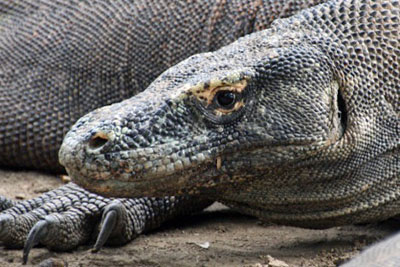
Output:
top-left (60, 175), bottom-right (71, 183)
top-left (266, 255), bottom-right (289, 267)
top-left (38, 258), bottom-right (68, 267)
top-left (196, 241), bottom-right (210, 249)
top-left (15, 194), bottom-right (25, 200)
top-left (189, 241), bottom-right (210, 249)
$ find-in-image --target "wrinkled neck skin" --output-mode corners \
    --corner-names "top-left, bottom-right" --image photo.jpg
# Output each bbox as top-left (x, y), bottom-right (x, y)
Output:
top-left (60, 1), bottom-right (400, 228)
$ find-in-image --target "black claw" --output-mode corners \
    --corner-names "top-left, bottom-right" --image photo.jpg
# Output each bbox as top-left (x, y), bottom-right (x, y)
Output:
top-left (23, 220), bottom-right (49, 264)
top-left (92, 209), bottom-right (117, 252)
top-left (93, 201), bottom-right (126, 252)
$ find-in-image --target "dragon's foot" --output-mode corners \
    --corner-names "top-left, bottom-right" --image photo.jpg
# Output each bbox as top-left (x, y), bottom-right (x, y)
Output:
top-left (0, 183), bottom-right (147, 264)
top-left (0, 182), bottom-right (209, 264)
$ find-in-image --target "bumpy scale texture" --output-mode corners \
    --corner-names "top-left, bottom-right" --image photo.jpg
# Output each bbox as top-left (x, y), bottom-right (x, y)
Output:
top-left (60, 0), bottom-right (399, 265)
top-left (63, 0), bottom-right (400, 227)
top-left (0, 0), bottom-right (324, 171)
top-left (0, 0), bottom-right (330, 263)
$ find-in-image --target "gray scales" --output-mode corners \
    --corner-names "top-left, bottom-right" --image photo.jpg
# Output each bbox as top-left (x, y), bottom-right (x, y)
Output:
top-left (0, 0), bottom-right (399, 266)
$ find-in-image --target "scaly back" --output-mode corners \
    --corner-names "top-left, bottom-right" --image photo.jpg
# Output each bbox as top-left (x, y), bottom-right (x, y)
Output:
top-left (0, 0), bottom-right (325, 171)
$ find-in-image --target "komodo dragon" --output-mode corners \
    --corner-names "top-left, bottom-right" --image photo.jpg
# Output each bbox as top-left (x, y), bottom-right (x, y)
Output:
top-left (0, 0), bottom-right (328, 263)
top-left (0, 0), bottom-right (399, 266)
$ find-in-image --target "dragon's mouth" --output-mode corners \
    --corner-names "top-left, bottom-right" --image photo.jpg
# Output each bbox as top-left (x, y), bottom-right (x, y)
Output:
top-left (68, 161), bottom-right (219, 198)
top-left (67, 139), bottom-right (328, 198)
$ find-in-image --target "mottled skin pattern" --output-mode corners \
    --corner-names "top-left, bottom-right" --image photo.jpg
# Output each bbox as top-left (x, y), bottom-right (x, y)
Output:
top-left (0, 0), bottom-right (398, 265)
top-left (0, 0), bottom-right (330, 264)
top-left (64, 0), bottom-right (399, 226)
top-left (60, 0), bottom-right (400, 265)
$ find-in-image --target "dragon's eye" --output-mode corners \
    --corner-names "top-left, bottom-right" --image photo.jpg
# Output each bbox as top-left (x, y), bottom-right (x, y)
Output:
top-left (215, 90), bottom-right (236, 109)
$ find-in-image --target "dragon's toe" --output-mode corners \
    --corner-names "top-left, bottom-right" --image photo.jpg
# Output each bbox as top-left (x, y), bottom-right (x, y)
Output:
top-left (0, 196), bottom-right (16, 211)
top-left (93, 200), bottom-right (124, 252)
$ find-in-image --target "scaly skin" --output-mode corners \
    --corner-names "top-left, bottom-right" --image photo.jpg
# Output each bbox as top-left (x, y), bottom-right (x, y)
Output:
top-left (61, 0), bottom-right (400, 228)
top-left (62, 1), bottom-right (400, 264)
top-left (0, 0), bottom-right (324, 171)
top-left (0, 0), bottom-right (328, 263)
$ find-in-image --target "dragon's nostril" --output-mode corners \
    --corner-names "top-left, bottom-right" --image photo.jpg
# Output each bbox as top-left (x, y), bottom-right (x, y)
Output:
top-left (88, 132), bottom-right (109, 150)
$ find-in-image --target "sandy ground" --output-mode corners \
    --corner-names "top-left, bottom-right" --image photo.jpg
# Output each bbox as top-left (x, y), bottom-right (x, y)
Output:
top-left (0, 169), bottom-right (398, 267)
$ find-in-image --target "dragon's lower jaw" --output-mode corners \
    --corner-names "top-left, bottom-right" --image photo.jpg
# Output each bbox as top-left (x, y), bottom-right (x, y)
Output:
top-left (68, 165), bottom-right (217, 198)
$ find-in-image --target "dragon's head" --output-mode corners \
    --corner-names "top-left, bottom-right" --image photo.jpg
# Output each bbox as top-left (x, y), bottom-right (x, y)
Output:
top-left (59, 27), bottom-right (347, 199)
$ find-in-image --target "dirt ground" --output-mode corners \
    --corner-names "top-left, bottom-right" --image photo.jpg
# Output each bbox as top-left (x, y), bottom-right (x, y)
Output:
top-left (0, 169), bottom-right (398, 267)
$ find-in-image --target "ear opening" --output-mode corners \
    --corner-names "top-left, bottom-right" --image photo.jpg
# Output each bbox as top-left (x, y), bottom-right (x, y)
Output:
top-left (337, 89), bottom-right (347, 131)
